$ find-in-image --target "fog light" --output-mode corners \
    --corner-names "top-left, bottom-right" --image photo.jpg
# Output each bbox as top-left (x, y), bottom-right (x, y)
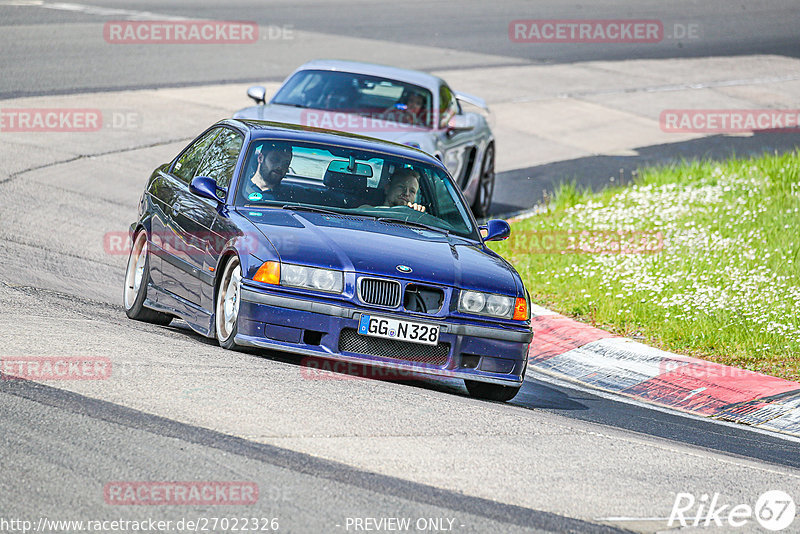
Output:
top-left (479, 356), bottom-right (515, 374)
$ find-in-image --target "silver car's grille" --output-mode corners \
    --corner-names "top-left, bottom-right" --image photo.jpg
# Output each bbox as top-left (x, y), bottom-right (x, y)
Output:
top-left (358, 277), bottom-right (401, 308)
top-left (338, 329), bottom-right (450, 366)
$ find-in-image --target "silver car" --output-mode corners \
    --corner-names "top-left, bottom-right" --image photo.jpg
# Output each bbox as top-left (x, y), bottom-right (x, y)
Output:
top-left (233, 59), bottom-right (496, 217)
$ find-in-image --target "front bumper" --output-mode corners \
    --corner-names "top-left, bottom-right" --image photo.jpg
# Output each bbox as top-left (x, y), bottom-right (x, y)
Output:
top-left (235, 285), bottom-right (531, 386)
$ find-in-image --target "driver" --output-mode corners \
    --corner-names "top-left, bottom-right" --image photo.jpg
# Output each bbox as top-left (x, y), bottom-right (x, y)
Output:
top-left (402, 91), bottom-right (426, 125)
top-left (383, 168), bottom-right (426, 212)
top-left (383, 89), bottom-right (427, 127)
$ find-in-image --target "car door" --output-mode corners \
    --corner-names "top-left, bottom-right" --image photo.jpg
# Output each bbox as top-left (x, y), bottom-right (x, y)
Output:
top-left (434, 83), bottom-right (480, 190)
top-left (153, 128), bottom-right (220, 304)
top-left (172, 127), bottom-right (244, 311)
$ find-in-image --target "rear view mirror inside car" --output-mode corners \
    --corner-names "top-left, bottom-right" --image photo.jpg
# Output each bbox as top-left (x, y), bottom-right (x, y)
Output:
top-left (326, 159), bottom-right (374, 177)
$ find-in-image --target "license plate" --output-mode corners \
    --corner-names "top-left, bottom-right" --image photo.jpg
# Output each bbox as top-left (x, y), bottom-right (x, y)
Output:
top-left (357, 314), bottom-right (440, 345)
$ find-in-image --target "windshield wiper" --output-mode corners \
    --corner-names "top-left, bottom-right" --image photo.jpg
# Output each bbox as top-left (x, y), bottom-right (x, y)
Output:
top-left (377, 217), bottom-right (449, 236)
top-left (282, 204), bottom-right (380, 219)
top-left (280, 204), bottom-right (344, 216)
top-left (272, 102), bottom-right (308, 108)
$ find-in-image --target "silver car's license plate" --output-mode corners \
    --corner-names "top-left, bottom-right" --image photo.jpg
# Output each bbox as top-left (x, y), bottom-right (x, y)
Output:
top-left (357, 314), bottom-right (439, 345)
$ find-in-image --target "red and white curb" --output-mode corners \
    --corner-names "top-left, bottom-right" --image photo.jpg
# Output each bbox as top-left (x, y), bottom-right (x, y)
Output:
top-left (526, 306), bottom-right (800, 438)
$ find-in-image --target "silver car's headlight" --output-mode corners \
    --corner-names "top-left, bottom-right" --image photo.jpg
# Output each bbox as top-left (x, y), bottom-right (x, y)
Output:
top-left (281, 264), bottom-right (343, 293)
top-left (458, 290), bottom-right (514, 319)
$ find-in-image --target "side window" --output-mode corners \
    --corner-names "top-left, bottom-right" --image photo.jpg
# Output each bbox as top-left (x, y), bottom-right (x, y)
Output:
top-left (438, 84), bottom-right (459, 129)
top-left (172, 129), bottom-right (219, 184)
top-left (195, 129), bottom-right (244, 191)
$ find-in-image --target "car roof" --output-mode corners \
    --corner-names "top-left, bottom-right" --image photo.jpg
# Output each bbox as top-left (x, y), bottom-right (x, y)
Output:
top-left (224, 118), bottom-right (445, 167)
top-left (292, 59), bottom-right (444, 93)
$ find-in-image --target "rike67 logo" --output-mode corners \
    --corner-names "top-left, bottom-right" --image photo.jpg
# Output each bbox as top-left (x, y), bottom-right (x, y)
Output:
top-left (669, 490), bottom-right (796, 531)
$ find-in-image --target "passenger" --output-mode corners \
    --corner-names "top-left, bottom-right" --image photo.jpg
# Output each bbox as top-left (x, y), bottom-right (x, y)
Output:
top-left (243, 143), bottom-right (292, 201)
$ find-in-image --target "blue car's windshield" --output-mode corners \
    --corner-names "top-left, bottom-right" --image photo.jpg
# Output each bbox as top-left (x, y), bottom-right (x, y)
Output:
top-left (236, 139), bottom-right (477, 239)
top-left (272, 70), bottom-right (433, 130)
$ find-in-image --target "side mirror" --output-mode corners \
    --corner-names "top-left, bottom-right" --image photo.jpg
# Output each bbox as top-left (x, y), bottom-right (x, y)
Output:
top-left (190, 176), bottom-right (225, 204)
top-left (246, 85), bottom-right (267, 105)
top-left (480, 219), bottom-right (510, 242)
top-left (446, 114), bottom-right (474, 134)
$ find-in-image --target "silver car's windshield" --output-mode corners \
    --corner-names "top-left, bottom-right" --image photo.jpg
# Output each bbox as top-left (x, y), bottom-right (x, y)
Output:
top-left (236, 140), bottom-right (477, 239)
top-left (272, 70), bottom-right (434, 130)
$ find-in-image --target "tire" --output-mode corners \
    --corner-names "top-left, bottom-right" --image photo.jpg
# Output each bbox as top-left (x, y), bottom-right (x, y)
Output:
top-left (123, 230), bottom-right (172, 325)
top-left (471, 143), bottom-right (495, 219)
top-left (464, 379), bottom-right (521, 402)
top-left (215, 256), bottom-right (242, 350)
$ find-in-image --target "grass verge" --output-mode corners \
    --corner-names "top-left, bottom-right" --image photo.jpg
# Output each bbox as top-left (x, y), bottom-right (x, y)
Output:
top-left (492, 150), bottom-right (800, 381)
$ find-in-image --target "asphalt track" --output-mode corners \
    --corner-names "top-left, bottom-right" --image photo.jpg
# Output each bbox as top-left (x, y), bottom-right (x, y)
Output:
top-left (0, 379), bottom-right (622, 534)
top-left (2, 2), bottom-right (800, 533)
top-left (2, 0), bottom-right (799, 98)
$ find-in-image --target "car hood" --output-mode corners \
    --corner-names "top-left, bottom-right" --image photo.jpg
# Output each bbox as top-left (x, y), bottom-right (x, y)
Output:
top-left (244, 209), bottom-right (518, 295)
top-left (234, 104), bottom-right (430, 145)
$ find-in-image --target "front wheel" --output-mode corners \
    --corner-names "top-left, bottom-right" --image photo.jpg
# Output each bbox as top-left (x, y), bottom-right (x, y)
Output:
top-left (215, 256), bottom-right (242, 350)
top-left (123, 230), bottom-right (172, 325)
top-left (471, 144), bottom-right (495, 219)
top-left (464, 379), bottom-right (521, 402)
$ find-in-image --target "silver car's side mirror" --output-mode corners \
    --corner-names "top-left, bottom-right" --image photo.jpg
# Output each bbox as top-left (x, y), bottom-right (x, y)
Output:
top-left (247, 86), bottom-right (267, 105)
top-left (446, 114), bottom-right (474, 133)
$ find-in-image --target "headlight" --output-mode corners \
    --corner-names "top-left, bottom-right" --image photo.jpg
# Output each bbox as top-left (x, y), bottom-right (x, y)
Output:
top-left (281, 264), bottom-right (307, 287)
top-left (311, 268), bottom-right (340, 292)
top-left (459, 291), bottom-right (486, 313)
top-left (280, 263), bottom-right (343, 293)
top-left (486, 293), bottom-right (513, 317)
top-left (458, 290), bottom-right (515, 319)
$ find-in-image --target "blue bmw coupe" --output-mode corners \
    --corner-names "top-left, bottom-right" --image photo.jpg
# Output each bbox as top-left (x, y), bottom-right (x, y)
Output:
top-left (124, 120), bottom-right (532, 401)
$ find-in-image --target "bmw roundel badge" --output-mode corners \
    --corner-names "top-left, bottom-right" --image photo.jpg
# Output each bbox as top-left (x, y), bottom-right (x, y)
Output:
top-left (396, 265), bottom-right (413, 273)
